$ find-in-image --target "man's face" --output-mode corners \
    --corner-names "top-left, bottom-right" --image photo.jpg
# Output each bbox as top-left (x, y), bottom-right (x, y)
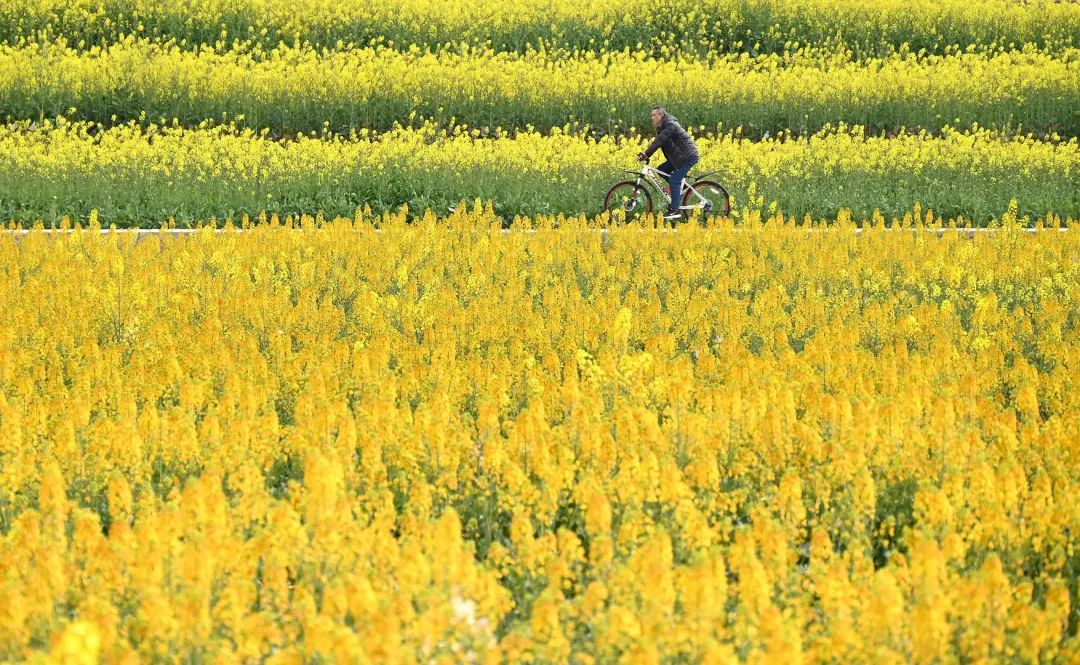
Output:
top-left (651, 109), bottom-right (664, 128)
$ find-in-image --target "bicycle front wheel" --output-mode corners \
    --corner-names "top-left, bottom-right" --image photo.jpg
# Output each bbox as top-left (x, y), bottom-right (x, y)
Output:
top-left (604, 181), bottom-right (653, 219)
top-left (683, 180), bottom-right (731, 220)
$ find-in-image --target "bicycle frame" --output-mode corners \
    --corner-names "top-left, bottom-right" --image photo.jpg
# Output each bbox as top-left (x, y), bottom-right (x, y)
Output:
top-left (629, 163), bottom-right (713, 210)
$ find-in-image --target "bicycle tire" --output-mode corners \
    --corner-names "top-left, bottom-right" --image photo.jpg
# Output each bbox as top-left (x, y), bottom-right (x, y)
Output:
top-left (683, 180), bottom-right (731, 220)
top-left (603, 181), bottom-right (653, 219)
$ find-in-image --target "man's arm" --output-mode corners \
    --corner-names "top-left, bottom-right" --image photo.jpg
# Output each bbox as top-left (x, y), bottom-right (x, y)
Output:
top-left (642, 123), bottom-right (674, 159)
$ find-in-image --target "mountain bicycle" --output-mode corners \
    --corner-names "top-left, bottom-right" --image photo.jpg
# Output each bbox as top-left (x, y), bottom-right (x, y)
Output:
top-left (603, 158), bottom-right (730, 221)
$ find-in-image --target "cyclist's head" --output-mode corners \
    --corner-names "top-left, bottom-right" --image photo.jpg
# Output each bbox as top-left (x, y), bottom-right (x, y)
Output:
top-left (651, 105), bottom-right (666, 128)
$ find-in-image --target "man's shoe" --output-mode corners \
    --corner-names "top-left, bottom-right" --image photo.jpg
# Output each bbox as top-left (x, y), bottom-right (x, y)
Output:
top-left (663, 209), bottom-right (682, 221)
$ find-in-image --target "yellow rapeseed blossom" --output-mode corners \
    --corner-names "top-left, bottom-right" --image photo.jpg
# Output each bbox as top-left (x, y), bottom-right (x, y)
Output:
top-left (2, 0), bottom-right (1077, 56)
top-left (0, 39), bottom-right (1075, 136)
top-left (0, 208), bottom-right (1077, 661)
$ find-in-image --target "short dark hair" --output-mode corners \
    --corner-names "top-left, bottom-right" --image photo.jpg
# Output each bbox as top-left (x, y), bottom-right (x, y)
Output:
top-left (651, 105), bottom-right (666, 114)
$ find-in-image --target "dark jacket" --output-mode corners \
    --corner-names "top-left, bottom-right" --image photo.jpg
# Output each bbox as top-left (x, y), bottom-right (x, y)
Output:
top-left (643, 114), bottom-right (699, 168)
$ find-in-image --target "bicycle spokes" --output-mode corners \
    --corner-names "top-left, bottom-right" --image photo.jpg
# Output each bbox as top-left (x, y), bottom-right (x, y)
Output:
top-left (617, 188), bottom-right (643, 211)
top-left (604, 181), bottom-right (653, 217)
top-left (684, 181), bottom-right (731, 219)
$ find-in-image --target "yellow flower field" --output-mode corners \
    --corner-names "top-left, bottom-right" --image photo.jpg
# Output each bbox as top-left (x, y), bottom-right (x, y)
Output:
top-left (4, 40), bottom-right (1076, 138)
top-left (1, 0), bottom-right (1078, 661)
top-left (3, 0), bottom-right (1078, 56)
top-left (1, 209), bottom-right (1078, 663)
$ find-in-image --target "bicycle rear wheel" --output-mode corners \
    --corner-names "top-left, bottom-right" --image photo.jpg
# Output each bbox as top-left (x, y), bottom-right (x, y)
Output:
top-left (604, 181), bottom-right (653, 219)
top-left (683, 180), bottom-right (731, 220)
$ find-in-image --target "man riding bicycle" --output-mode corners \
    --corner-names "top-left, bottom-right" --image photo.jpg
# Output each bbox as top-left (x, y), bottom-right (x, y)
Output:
top-left (637, 105), bottom-right (700, 221)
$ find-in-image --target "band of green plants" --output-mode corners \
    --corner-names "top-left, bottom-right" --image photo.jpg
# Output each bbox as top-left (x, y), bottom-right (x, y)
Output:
top-left (2, 120), bottom-right (1075, 227)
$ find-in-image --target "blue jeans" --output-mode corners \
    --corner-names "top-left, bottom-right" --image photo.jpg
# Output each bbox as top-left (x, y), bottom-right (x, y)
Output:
top-left (657, 155), bottom-right (699, 213)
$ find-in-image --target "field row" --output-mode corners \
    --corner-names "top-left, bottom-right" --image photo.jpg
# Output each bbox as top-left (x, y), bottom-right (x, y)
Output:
top-left (1, 215), bottom-right (1077, 662)
top-left (1, 120), bottom-right (1075, 227)
top-left (2, 0), bottom-right (1078, 58)
top-left (2, 40), bottom-right (1077, 138)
